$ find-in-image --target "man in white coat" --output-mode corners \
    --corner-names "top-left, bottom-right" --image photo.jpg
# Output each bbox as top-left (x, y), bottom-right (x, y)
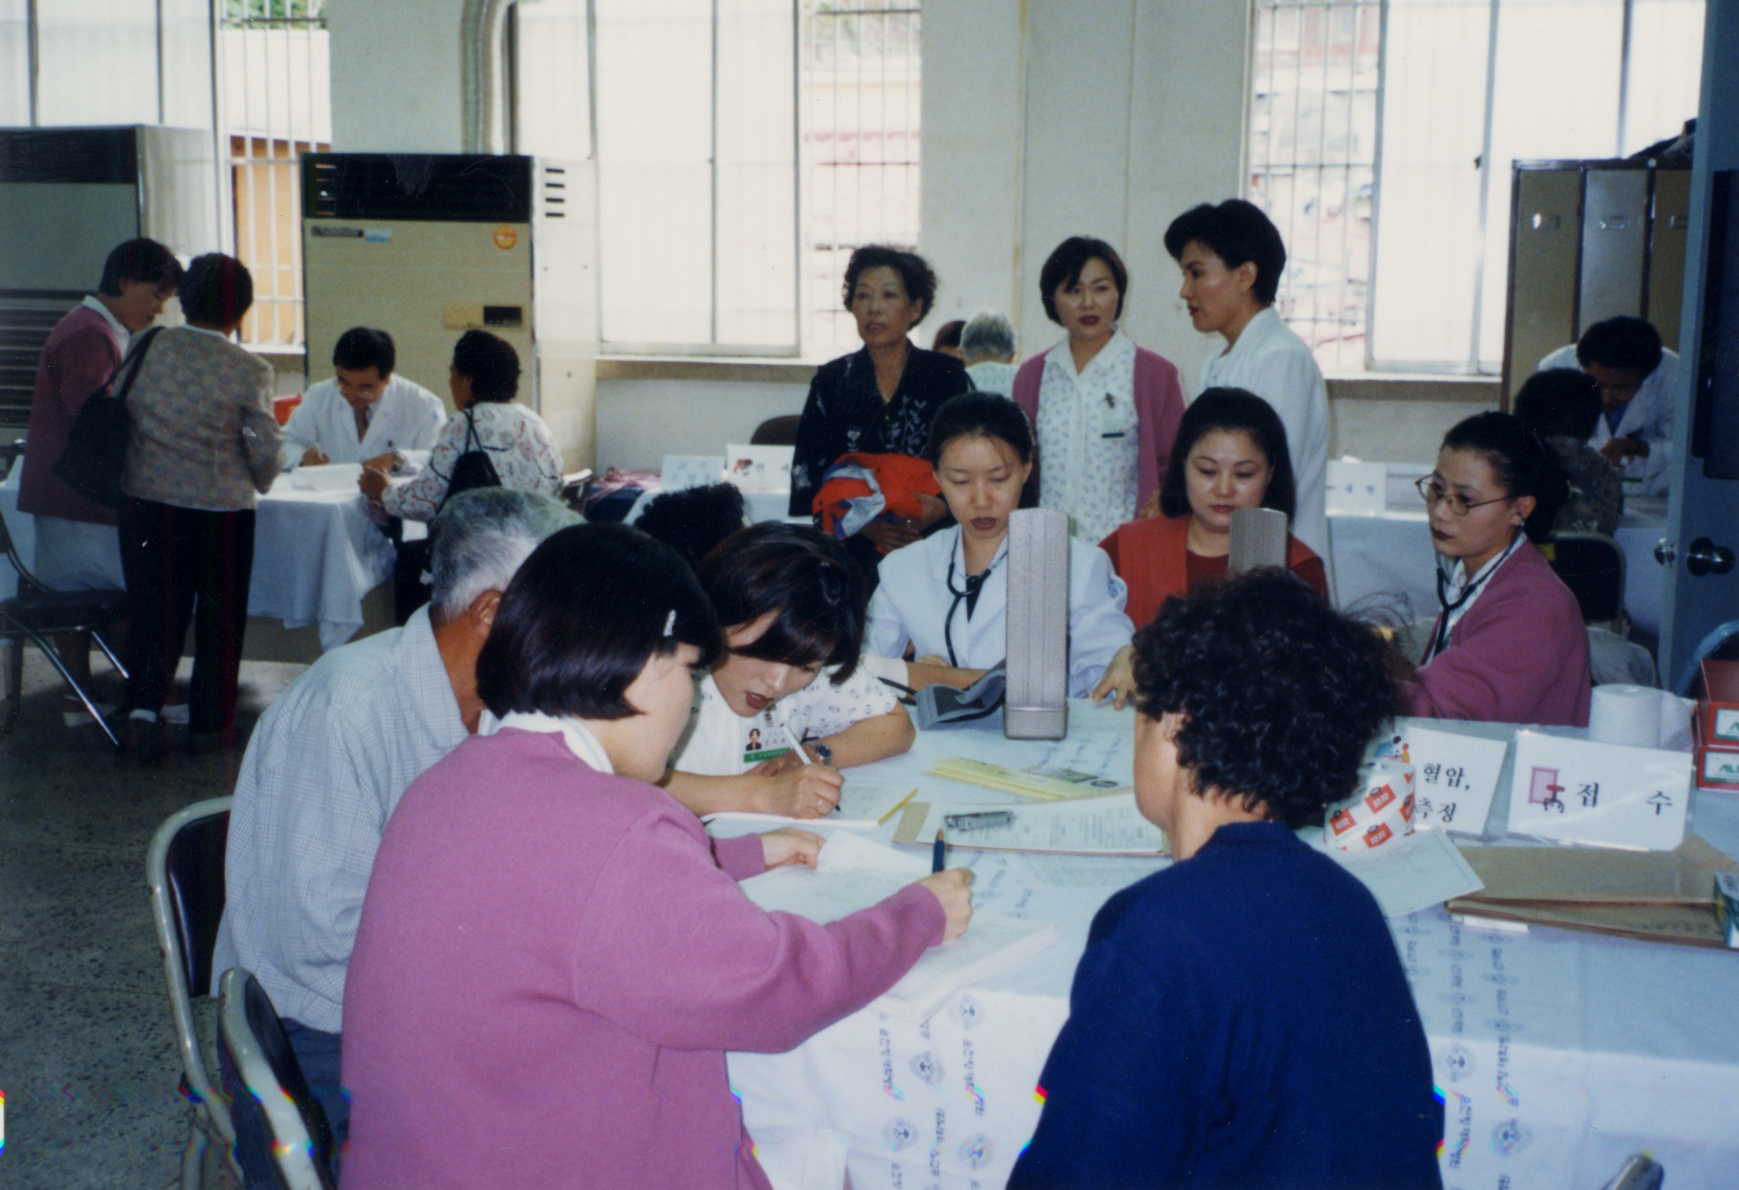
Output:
top-left (281, 325), bottom-right (446, 474)
top-left (1538, 315), bottom-right (1677, 497)
top-left (1165, 200), bottom-right (1331, 562)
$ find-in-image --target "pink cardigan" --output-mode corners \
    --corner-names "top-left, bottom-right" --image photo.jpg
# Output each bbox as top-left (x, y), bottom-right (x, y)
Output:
top-left (1012, 343), bottom-right (1186, 516)
top-left (18, 304), bottom-right (123, 525)
top-left (341, 728), bottom-right (944, 1189)
top-left (1405, 539), bottom-right (1592, 728)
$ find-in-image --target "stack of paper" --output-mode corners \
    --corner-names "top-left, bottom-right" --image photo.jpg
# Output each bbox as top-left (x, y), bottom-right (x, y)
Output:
top-left (738, 833), bottom-right (1059, 1023)
top-left (1446, 836), bottom-right (1739, 948)
top-left (927, 757), bottom-right (1129, 801)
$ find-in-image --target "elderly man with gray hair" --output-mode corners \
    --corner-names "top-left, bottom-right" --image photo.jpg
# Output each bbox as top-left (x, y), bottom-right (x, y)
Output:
top-left (211, 487), bottom-right (578, 1175)
top-left (961, 310), bottom-right (1019, 396)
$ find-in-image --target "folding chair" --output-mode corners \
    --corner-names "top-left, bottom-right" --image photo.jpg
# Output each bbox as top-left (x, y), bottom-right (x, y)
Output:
top-left (0, 503), bottom-right (128, 746)
top-left (218, 968), bottom-right (338, 1190)
top-left (146, 797), bottom-right (238, 1187)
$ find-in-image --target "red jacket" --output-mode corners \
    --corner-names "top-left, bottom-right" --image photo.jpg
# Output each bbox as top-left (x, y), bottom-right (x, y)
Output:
top-left (1099, 513), bottom-right (1327, 628)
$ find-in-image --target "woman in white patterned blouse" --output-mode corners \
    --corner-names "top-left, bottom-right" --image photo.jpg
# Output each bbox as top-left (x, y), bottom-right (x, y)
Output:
top-left (360, 330), bottom-right (563, 522)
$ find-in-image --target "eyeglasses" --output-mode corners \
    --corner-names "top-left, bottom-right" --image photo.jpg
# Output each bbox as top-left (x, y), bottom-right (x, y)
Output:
top-left (1415, 475), bottom-right (1511, 516)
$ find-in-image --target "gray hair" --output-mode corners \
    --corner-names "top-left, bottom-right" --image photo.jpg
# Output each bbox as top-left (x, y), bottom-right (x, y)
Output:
top-left (428, 488), bottom-right (580, 622)
top-left (960, 311), bottom-right (1017, 365)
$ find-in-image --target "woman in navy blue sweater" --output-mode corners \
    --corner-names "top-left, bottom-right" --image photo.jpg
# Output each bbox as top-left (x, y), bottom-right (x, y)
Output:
top-left (1010, 569), bottom-right (1444, 1190)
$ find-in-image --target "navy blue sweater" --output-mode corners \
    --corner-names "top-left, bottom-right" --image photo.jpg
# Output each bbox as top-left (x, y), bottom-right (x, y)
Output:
top-left (1009, 821), bottom-right (1443, 1190)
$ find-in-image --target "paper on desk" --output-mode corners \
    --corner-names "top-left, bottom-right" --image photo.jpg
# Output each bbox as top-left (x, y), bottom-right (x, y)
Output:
top-left (723, 444), bottom-right (793, 493)
top-left (1371, 721), bottom-right (1508, 836)
top-left (738, 832), bottom-right (1059, 1024)
top-left (1506, 731), bottom-right (1693, 851)
top-left (659, 454), bottom-right (726, 492)
top-left (289, 462), bottom-right (365, 491)
top-left (892, 794), bottom-right (1168, 856)
top-left (928, 758), bottom-right (1130, 802)
top-left (700, 781), bottom-right (918, 833)
top-left (1325, 827), bottom-right (1484, 917)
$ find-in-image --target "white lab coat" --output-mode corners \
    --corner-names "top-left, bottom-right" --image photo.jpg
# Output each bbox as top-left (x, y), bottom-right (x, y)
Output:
top-left (280, 374), bottom-right (447, 471)
top-left (1538, 344), bottom-right (1677, 496)
top-left (865, 526), bottom-right (1134, 698)
top-left (1196, 306), bottom-right (1331, 559)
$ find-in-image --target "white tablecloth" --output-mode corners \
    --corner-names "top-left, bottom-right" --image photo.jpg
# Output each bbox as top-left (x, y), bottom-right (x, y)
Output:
top-left (1329, 489), bottom-right (1669, 636)
top-left (0, 470), bottom-right (395, 652)
top-left (725, 703), bottom-right (1739, 1190)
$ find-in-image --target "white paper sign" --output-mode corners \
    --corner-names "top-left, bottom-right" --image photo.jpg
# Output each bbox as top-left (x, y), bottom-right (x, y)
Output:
top-left (723, 444), bottom-right (793, 493)
top-left (659, 454), bottom-right (726, 492)
top-left (1327, 459), bottom-right (1388, 514)
top-left (1372, 723), bottom-right (1509, 836)
top-left (1506, 730), bottom-right (1693, 851)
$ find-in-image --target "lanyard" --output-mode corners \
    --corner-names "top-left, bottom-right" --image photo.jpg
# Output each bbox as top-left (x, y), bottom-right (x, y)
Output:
top-left (1425, 535), bottom-right (1522, 663)
top-left (943, 546), bottom-right (1006, 667)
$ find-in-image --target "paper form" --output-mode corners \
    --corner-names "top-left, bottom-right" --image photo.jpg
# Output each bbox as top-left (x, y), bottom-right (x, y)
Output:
top-left (892, 794), bottom-right (1168, 856)
top-left (1324, 827), bottom-right (1485, 917)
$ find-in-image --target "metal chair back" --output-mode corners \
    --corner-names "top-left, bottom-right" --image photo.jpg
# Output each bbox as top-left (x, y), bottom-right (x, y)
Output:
top-left (218, 968), bottom-right (338, 1190)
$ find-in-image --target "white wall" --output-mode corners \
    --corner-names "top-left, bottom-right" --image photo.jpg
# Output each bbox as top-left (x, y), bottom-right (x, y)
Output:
top-left (596, 378), bottom-right (810, 473)
top-left (328, 0), bottom-right (468, 153)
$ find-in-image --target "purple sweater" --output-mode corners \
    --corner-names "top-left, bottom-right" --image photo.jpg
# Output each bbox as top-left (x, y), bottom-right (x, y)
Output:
top-left (341, 728), bottom-right (944, 1189)
top-left (1406, 539), bottom-right (1592, 728)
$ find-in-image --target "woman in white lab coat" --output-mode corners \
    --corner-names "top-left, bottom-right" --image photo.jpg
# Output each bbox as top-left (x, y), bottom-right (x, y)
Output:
top-left (863, 393), bottom-right (1136, 702)
top-left (1165, 200), bottom-right (1331, 559)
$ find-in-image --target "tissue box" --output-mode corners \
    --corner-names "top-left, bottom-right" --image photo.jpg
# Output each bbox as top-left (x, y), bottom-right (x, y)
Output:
top-left (1716, 872), bottom-right (1739, 948)
top-left (1694, 659), bottom-right (1739, 791)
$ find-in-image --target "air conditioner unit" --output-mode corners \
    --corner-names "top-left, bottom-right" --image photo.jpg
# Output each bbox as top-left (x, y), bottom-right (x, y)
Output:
top-left (300, 152), bottom-right (598, 469)
top-left (0, 125), bottom-right (217, 430)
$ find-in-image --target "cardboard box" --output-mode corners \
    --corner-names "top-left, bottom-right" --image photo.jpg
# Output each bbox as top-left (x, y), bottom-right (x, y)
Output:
top-left (1694, 659), bottom-right (1739, 791)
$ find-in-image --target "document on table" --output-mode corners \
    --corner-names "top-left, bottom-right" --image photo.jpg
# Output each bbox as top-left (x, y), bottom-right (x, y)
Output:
top-left (288, 462), bottom-right (366, 491)
top-left (1324, 827), bottom-right (1484, 917)
top-left (701, 781), bottom-right (918, 832)
top-left (738, 832), bottom-right (1059, 1024)
top-left (892, 793), bottom-right (1168, 856)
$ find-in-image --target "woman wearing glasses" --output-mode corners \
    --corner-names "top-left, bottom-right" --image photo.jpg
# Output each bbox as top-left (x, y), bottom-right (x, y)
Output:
top-left (1403, 412), bottom-right (1590, 727)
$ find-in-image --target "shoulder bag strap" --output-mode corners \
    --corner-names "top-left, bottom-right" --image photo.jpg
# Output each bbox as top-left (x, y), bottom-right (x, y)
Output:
top-left (109, 326), bottom-right (162, 403)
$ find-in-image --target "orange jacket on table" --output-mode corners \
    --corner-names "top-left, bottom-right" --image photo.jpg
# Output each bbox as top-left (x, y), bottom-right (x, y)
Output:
top-left (1099, 513), bottom-right (1328, 628)
top-left (812, 452), bottom-right (942, 550)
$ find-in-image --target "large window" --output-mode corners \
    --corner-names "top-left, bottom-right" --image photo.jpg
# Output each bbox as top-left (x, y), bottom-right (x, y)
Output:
top-left (1249, 0), bottom-right (1704, 375)
top-left (581, 0), bottom-right (921, 360)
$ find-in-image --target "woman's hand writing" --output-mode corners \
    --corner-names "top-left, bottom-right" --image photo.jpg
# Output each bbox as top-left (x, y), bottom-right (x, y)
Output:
top-left (741, 760), bottom-right (844, 818)
top-left (916, 868), bottom-right (974, 942)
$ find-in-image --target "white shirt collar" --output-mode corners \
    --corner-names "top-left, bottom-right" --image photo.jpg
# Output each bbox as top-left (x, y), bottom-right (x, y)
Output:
top-left (1213, 306), bottom-right (1282, 366)
top-left (81, 295), bottom-right (131, 352)
top-left (950, 524), bottom-right (1009, 576)
top-left (481, 708), bottom-right (615, 774)
top-left (1046, 327), bottom-right (1134, 379)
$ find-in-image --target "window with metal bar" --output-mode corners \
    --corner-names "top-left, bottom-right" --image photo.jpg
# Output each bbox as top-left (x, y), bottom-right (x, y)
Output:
top-left (1249, 0), bottom-right (1702, 375)
top-left (219, 0), bottom-right (330, 349)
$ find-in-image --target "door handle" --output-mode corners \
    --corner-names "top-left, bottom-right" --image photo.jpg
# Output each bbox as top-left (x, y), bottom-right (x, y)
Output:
top-left (1685, 537), bottom-right (1736, 578)
top-left (1654, 539), bottom-right (1676, 567)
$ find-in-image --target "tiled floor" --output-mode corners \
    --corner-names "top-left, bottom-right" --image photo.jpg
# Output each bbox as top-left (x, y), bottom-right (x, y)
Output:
top-left (0, 642), bottom-right (304, 1190)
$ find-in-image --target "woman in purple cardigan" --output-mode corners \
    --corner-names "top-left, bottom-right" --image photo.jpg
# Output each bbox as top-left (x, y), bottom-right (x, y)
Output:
top-left (340, 523), bottom-right (973, 1189)
top-left (1403, 412), bottom-right (1591, 727)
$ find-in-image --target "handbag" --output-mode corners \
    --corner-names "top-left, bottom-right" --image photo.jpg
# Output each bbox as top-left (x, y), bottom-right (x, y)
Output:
top-left (439, 408), bottom-right (502, 511)
top-left (52, 326), bottom-right (161, 511)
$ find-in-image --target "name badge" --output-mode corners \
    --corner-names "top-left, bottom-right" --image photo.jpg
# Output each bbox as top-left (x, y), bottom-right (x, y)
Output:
top-left (1099, 393), bottom-right (1127, 439)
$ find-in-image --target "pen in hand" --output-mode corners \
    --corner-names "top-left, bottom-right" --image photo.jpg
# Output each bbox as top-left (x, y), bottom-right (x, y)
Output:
top-left (932, 828), bottom-right (946, 874)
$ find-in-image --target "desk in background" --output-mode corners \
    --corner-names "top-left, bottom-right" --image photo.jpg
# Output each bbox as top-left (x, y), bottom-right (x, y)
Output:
top-left (726, 704), bottom-right (1739, 1190)
top-left (0, 468), bottom-right (397, 658)
top-left (1329, 467), bottom-right (1668, 636)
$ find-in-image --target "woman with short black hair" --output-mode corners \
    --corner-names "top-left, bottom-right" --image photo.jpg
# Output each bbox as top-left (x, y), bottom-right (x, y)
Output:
top-left (361, 329), bottom-right (563, 521)
top-left (1165, 199), bottom-right (1332, 557)
top-left (788, 245), bottom-right (971, 579)
top-left (1403, 410), bottom-right (1590, 726)
top-left (1011, 569), bottom-right (1443, 1189)
top-left (341, 522), bottom-right (972, 1188)
top-left (1011, 236), bottom-right (1186, 543)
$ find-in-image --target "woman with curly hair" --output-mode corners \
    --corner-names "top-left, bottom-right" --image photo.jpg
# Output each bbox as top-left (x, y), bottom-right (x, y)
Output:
top-left (1010, 569), bottom-right (1443, 1190)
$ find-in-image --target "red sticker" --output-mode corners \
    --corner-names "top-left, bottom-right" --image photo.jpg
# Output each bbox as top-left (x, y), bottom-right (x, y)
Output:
top-left (1330, 809), bottom-right (1360, 836)
top-left (1363, 823), bottom-right (1393, 848)
top-left (1365, 783), bottom-right (1395, 813)
top-left (1401, 793), bottom-right (1415, 821)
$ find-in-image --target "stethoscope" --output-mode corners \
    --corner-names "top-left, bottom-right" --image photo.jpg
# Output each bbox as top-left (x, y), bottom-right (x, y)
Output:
top-left (942, 544), bottom-right (1007, 667)
top-left (1424, 532), bottom-right (1523, 663)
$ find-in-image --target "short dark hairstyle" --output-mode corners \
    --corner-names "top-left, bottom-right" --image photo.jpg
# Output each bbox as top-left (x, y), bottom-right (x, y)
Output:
top-left (1133, 569), bottom-right (1398, 829)
top-left (451, 329), bottom-right (520, 402)
top-left (634, 482), bottom-right (747, 571)
top-left (177, 253), bottom-right (254, 326)
top-left (1441, 411), bottom-right (1568, 543)
top-left (332, 327), bottom-right (396, 376)
top-left (1039, 236), bottom-right (1128, 323)
top-left (697, 522), bottom-right (867, 685)
top-left (476, 523), bottom-right (721, 721)
top-left (841, 245), bottom-right (938, 326)
top-left (98, 238), bottom-right (182, 296)
top-left (1514, 368), bottom-right (1602, 441)
top-left (932, 319), bottom-right (965, 352)
top-left (1163, 200), bottom-right (1288, 307)
top-left (1156, 387), bottom-right (1297, 520)
top-left (1575, 316), bottom-right (1664, 377)
top-left (924, 392), bottom-right (1034, 466)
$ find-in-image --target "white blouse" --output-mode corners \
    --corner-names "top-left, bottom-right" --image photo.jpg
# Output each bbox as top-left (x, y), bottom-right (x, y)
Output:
top-left (1032, 330), bottom-right (1141, 543)
top-left (669, 664), bottom-right (899, 777)
top-left (380, 401), bottom-right (564, 522)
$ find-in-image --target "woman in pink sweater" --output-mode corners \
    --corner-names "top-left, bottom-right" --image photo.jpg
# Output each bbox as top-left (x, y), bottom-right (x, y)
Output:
top-left (340, 523), bottom-right (972, 1188)
top-left (1403, 412), bottom-right (1591, 727)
